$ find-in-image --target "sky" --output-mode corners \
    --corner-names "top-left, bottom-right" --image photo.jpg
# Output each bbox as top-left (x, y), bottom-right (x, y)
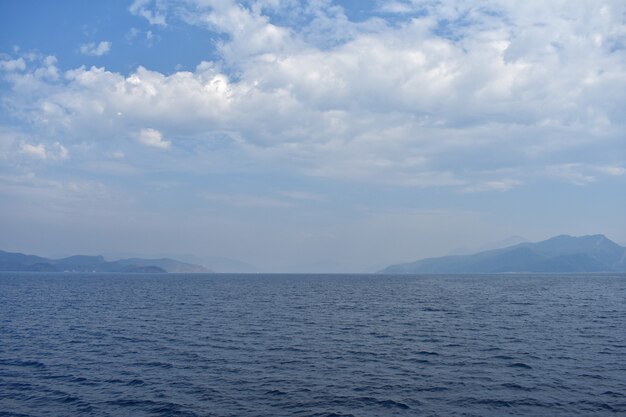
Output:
top-left (1, 0), bottom-right (625, 272)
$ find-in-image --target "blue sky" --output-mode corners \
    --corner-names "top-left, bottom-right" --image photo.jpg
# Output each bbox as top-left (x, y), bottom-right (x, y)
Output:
top-left (1, 0), bottom-right (625, 271)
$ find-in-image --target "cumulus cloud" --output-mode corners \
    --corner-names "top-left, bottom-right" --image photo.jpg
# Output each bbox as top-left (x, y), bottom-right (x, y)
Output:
top-left (136, 128), bottom-right (171, 149)
top-left (19, 142), bottom-right (69, 160)
top-left (129, 0), bottom-right (167, 26)
top-left (1, 0), bottom-right (625, 191)
top-left (79, 41), bottom-right (111, 56)
top-left (0, 57), bottom-right (26, 72)
top-left (126, 27), bottom-right (158, 47)
top-left (19, 143), bottom-right (47, 159)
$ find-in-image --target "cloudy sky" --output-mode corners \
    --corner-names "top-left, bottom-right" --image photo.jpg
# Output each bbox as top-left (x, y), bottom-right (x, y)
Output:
top-left (1, 0), bottom-right (625, 271)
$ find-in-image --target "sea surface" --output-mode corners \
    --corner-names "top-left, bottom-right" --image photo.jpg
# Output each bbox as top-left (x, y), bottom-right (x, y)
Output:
top-left (1, 273), bottom-right (625, 416)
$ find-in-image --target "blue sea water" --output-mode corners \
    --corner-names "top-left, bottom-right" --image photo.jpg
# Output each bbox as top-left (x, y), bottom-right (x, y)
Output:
top-left (0, 273), bottom-right (625, 416)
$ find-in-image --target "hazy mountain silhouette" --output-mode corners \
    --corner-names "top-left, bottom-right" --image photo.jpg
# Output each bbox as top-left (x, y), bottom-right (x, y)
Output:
top-left (0, 250), bottom-right (210, 273)
top-left (380, 235), bottom-right (626, 273)
top-left (101, 252), bottom-right (256, 273)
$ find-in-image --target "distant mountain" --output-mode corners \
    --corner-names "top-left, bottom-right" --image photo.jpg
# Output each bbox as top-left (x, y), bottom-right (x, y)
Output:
top-left (380, 235), bottom-right (626, 274)
top-left (115, 258), bottom-right (210, 273)
top-left (103, 252), bottom-right (257, 273)
top-left (199, 256), bottom-right (258, 273)
top-left (0, 250), bottom-right (50, 271)
top-left (0, 250), bottom-right (211, 273)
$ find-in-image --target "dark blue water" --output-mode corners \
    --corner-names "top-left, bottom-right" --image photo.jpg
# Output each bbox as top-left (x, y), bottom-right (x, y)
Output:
top-left (1, 273), bottom-right (625, 416)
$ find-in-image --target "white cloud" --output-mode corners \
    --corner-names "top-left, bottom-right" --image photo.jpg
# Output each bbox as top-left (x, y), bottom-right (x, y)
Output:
top-left (126, 27), bottom-right (141, 41)
top-left (136, 128), bottom-right (171, 149)
top-left (19, 143), bottom-right (47, 159)
top-left (126, 28), bottom-right (157, 47)
top-left (19, 142), bottom-right (69, 160)
top-left (1, 1), bottom-right (624, 190)
top-left (597, 165), bottom-right (625, 176)
top-left (545, 163), bottom-right (626, 185)
top-left (546, 164), bottom-right (596, 186)
top-left (56, 142), bottom-right (69, 159)
top-left (378, 2), bottom-right (415, 14)
top-left (462, 179), bottom-right (523, 193)
top-left (0, 57), bottom-right (26, 72)
top-left (129, 0), bottom-right (167, 26)
top-left (79, 41), bottom-right (111, 56)
top-left (145, 30), bottom-right (155, 47)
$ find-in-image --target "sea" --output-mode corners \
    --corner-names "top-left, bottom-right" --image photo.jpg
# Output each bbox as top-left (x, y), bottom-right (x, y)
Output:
top-left (0, 273), bottom-right (624, 416)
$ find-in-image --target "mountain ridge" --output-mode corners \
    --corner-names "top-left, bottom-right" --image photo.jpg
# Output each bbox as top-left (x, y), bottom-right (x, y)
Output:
top-left (380, 234), bottom-right (626, 274)
top-left (0, 250), bottom-right (211, 273)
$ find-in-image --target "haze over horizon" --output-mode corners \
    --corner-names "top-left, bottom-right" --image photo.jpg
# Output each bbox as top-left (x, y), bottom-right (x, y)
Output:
top-left (1, 0), bottom-right (625, 272)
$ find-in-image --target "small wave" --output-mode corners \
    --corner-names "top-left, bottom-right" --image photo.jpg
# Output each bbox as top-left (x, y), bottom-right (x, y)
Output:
top-left (268, 346), bottom-right (306, 352)
top-left (0, 359), bottom-right (46, 369)
top-left (126, 379), bottom-right (145, 386)
top-left (107, 398), bottom-right (197, 416)
top-left (3, 412), bottom-right (42, 417)
top-left (457, 397), bottom-right (550, 408)
top-left (59, 395), bottom-right (80, 404)
top-left (408, 358), bottom-right (431, 364)
top-left (379, 399), bottom-right (411, 409)
top-left (150, 402), bottom-right (197, 416)
top-left (355, 396), bottom-right (411, 409)
top-left (419, 386), bottom-right (448, 392)
top-left (106, 398), bottom-right (159, 408)
top-left (501, 382), bottom-right (534, 391)
top-left (1, 382), bottom-right (33, 390)
top-left (265, 389), bottom-right (287, 396)
top-left (140, 361), bottom-right (173, 369)
top-left (570, 400), bottom-right (616, 411)
top-left (104, 378), bottom-right (125, 384)
top-left (578, 373), bottom-right (605, 380)
top-left (509, 362), bottom-right (532, 369)
top-left (601, 391), bottom-right (626, 398)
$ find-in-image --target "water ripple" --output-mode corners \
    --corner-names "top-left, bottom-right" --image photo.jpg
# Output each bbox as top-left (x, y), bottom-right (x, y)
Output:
top-left (1, 272), bottom-right (625, 416)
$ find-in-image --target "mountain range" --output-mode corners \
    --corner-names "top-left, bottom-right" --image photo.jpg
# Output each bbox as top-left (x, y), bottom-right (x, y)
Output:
top-left (0, 251), bottom-right (211, 273)
top-left (380, 234), bottom-right (626, 274)
top-left (4, 234), bottom-right (625, 274)
top-left (99, 252), bottom-right (258, 273)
